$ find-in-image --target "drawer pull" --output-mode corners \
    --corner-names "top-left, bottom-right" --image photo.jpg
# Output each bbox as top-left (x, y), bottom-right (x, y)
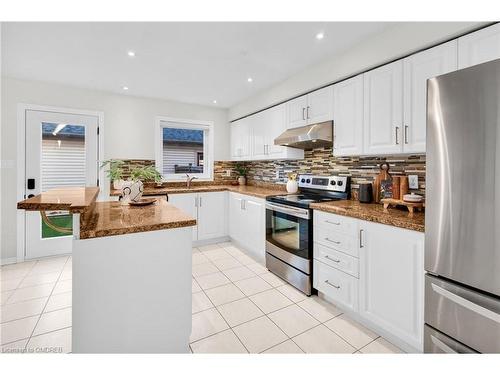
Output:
top-left (324, 255), bottom-right (340, 263)
top-left (325, 220), bottom-right (341, 226)
top-left (324, 280), bottom-right (340, 289)
top-left (325, 238), bottom-right (341, 245)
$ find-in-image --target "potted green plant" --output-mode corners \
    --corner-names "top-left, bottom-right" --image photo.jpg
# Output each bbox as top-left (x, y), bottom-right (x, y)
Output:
top-left (235, 163), bottom-right (248, 186)
top-left (130, 166), bottom-right (163, 184)
top-left (100, 160), bottom-right (125, 190)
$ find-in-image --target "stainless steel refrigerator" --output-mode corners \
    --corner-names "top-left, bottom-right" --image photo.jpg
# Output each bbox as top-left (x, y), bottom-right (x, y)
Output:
top-left (425, 58), bottom-right (500, 353)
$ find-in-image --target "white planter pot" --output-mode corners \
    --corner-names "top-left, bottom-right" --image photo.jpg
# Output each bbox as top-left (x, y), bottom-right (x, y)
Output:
top-left (238, 176), bottom-right (246, 186)
top-left (121, 180), bottom-right (144, 203)
top-left (286, 180), bottom-right (298, 193)
top-left (113, 179), bottom-right (125, 190)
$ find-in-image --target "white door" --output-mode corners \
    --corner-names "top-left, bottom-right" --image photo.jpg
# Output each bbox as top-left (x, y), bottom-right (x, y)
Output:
top-left (228, 193), bottom-right (244, 244)
top-left (363, 61), bottom-right (404, 155)
top-left (333, 75), bottom-right (364, 156)
top-left (306, 86), bottom-right (333, 125)
top-left (265, 104), bottom-right (287, 157)
top-left (25, 110), bottom-right (99, 259)
top-left (197, 192), bottom-right (227, 240)
top-left (458, 23), bottom-right (500, 69)
top-left (242, 198), bottom-right (265, 262)
top-left (168, 193), bottom-right (198, 240)
top-left (286, 95), bottom-right (308, 129)
top-left (403, 41), bottom-right (457, 153)
top-left (252, 112), bottom-right (267, 159)
top-left (358, 220), bottom-right (424, 350)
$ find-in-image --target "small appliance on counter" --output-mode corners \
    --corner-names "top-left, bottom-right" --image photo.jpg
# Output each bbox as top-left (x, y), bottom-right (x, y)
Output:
top-left (358, 182), bottom-right (373, 203)
top-left (265, 175), bottom-right (351, 295)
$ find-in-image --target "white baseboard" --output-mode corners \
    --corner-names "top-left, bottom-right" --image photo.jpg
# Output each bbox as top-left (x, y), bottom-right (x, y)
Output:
top-left (0, 257), bottom-right (18, 266)
top-left (193, 236), bottom-right (230, 248)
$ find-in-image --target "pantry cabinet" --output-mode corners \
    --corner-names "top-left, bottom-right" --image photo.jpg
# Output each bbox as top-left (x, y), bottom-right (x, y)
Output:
top-left (458, 23), bottom-right (500, 69)
top-left (169, 192), bottom-right (227, 242)
top-left (403, 41), bottom-right (458, 153)
top-left (363, 60), bottom-right (404, 155)
top-left (358, 220), bottom-right (424, 351)
top-left (332, 74), bottom-right (364, 156)
top-left (228, 192), bottom-right (266, 262)
top-left (286, 86), bottom-right (333, 129)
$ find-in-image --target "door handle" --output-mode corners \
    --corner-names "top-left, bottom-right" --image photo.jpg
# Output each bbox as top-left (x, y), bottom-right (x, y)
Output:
top-left (306, 106), bottom-right (310, 119)
top-left (199, 196), bottom-right (202, 207)
top-left (324, 280), bottom-right (340, 289)
top-left (431, 283), bottom-right (500, 323)
top-left (404, 125), bottom-right (409, 144)
top-left (325, 238), bottom-right (341, 245)
top-left (430, 335), bottom-right (458, 354)
top-left (302, 107), bottom-right (306, 121)
top-left (325, 220), bottom-right (340, 225)
top-left (324, 255), bottom-right (340, 263)
top-left (359, 229), bottom-right (364, 248)
top-left (395, 126), bottom-right (400, 145)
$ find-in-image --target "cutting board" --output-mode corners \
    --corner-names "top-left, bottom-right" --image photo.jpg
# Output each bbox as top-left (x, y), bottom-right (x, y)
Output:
top-left (373, 162), bottom-right (391, 203)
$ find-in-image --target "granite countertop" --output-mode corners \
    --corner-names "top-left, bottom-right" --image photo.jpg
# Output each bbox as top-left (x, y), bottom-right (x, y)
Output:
top-left (310, 200), bottom-right (425, 232)
top-left (110, 184), bottom-right (286, 199)
top-left (79, 199), bottom-right (197, 239)
top-left (17, 187), bottom-right (99, 213)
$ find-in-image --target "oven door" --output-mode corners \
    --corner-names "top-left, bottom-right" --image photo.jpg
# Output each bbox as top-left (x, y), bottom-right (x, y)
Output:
top-left (265, 202), bottom-right (312, 273)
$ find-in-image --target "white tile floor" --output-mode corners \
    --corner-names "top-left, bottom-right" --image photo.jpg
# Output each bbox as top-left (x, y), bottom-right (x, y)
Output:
top-left (0, 241), bottom-right (404, 354)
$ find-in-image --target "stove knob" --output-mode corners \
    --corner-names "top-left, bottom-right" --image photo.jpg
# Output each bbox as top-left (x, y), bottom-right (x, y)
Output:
top-left (330, 180), bottom-right (336, 186)
top-left (301, 178), bottom-right (305, 183)
top-left (337, 181), bottom-right (343, 187)
top-left (306, 178), bottom-right (311, 183)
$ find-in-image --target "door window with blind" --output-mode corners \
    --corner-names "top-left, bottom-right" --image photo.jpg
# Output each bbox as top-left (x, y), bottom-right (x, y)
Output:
top-left (155, 118), bottom-right (214, 180)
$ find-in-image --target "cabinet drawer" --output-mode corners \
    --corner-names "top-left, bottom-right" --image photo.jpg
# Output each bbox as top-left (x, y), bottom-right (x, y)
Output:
top-left (314, 242), bottom-right (359, 278)
top-left (314, 211), bottom-right (359, 237)
top-left (313, 260), bottom-right (358, 312)
top-left (314, 225), bottom-right (359, 258)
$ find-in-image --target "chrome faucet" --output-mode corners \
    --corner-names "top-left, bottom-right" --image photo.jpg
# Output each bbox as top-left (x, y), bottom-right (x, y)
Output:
top-left (186, 174), bottom-right (197, 188)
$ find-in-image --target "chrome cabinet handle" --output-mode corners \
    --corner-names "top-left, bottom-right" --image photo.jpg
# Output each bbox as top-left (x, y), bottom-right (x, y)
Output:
top-left (404, 125), bottom-right (409, 144)
top-left (325, 255), bottom-right (340, 263)
top-left (395, 126), bottom-right (400, 145)
top-left (199, 196), bottom-right (202, 207)
top-left (325, 220), bottom-right (340, 225)
top-left (306, 106), bottom-right (310, 119)
top-left (324, 280), bottom-right (340, 289)
top-left (302, 107), bottom-right (306, 120)
top-left (359, 229), bottom-right (364, 248)
top-left (430, 335), bottom-right (458, 354)
top-left (240, 199), bottom-right (243, 210)
top-left (325, 238), bottom-right (341, 245)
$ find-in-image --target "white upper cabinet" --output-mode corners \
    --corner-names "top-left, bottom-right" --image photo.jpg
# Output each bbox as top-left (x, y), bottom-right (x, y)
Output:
top-left (333, 74), bottom-right (364, 156)
top-left (306, 86), bottom-right (334, 125)
top-left (286, 86), bottom-right (333, 129)
top-left (403, 41), bottom-right (458, 153)
top-left (363, 60), bottom-right (404, 155)
top-left (287, 95), bottom-right (308, 129)
top-left (458, 23), bottom-right (500, 69)
top-left (232, 103), bottom-right (303, 162)
top-left (230, 117), bottom-right (252, 160)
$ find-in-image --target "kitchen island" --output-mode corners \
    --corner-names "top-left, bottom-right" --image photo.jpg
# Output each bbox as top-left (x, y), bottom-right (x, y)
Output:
top-left (17, 187), bottom-right (196, 353)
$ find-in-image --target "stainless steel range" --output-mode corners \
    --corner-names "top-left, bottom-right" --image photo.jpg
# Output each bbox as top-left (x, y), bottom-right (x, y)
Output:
top-left (265, 175), bottom-right (350, 295)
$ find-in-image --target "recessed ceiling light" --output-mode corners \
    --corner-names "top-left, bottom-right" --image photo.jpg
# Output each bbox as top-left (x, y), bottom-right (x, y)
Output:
top-left (247, 77), bottom-right (253, 83)
top-left (213, 100), bottom-right (217, 104)
top-left (127, 51), bottom-right (136, 57)
top-left (316, 32), bottom-right (324, 40)
top-left (122, 86), bottom-right (129, 91)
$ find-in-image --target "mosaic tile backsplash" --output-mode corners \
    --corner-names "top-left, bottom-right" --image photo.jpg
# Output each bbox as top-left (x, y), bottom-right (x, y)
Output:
top-left (115, 147), bottom-right (426, 199)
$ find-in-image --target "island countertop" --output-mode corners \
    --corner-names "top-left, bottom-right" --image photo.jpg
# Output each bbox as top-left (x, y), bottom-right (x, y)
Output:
top-left (310, 200), bottom-right (425, 232)
top-left (79, 199), bottom-right (196, 239)
top-left (17, 187), bottom-right (100, 213)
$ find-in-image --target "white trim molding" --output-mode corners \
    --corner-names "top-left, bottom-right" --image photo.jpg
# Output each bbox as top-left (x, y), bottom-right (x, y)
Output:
top-left (154, 116), bottom-right (215, 182)
top-left (16, 103), bottom-right (104, 263)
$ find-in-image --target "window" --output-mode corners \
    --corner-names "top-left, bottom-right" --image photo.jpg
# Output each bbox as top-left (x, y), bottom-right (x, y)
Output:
top-left (155, 117), bottom-right (214, 181)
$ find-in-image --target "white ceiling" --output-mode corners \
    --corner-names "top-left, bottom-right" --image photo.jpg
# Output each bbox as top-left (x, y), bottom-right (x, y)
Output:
top-left (2, 22), bottom-right (396, 108)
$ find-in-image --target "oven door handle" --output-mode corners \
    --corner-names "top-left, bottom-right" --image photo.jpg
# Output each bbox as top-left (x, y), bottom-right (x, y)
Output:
top-left (265, 202), bottom-right (310, 219)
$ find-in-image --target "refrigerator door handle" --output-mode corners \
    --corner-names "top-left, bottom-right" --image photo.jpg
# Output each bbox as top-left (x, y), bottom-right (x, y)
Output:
top-left (431, 283), bottom-right (500, 323)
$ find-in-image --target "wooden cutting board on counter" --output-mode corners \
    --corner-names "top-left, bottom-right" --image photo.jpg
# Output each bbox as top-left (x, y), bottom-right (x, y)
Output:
top-left (373, 162), bottom-right (391, 203)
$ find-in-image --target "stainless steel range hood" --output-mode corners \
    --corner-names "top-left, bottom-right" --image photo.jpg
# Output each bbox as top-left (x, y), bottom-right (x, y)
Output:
top-left (274, 121), bottom-right (333, 150)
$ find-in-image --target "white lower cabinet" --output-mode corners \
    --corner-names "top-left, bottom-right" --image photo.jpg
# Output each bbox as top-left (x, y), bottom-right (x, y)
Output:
top-left (228, 192), bottom-right (266, 262)
top-left (168, 192), bottom-right (227, 242)
top-left (358, 220), bottom-right (424, 351)
top-left (313, 210), bottom-right (424, 352)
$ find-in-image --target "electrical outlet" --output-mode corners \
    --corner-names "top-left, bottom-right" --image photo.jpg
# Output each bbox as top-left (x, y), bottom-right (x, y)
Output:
top-left (408, 175), bottom-right (419, 189)
top-left (225, 170), bottom-right (231, 177)
top-left (276, 170), bottom-right (280, 180)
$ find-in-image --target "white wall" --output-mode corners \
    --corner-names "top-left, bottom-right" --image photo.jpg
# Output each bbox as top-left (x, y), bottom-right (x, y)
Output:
top-left (0, 77), bottom-right (229, 262)
top-left (229, 22), bottom-right (486, 120)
